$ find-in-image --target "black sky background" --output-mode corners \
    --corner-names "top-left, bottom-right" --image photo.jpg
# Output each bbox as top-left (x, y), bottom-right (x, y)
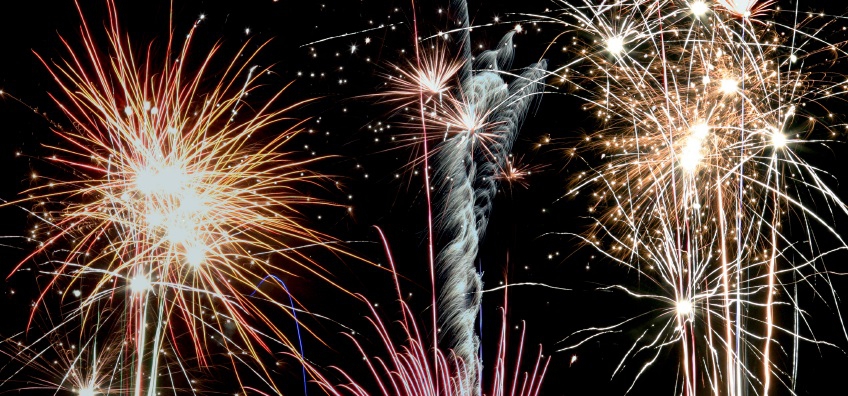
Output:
top-left (2, 1), bottom-right (848, 395)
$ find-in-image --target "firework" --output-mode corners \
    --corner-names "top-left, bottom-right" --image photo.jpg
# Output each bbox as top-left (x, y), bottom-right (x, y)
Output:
top-left (366, 3), bottom-right (547, 392)
top-left (311, 296), bottom-right (549, 396)
top-left (4, 1), bottom-right (348, 393)
top-left (2, 332), bottom-right (131, 395)
top-left (411, 4), bottom-right (548, 393)
top-left (543, 0), bottom-right (848, 394)
top-left (307, 228), bottom-right (549, 396)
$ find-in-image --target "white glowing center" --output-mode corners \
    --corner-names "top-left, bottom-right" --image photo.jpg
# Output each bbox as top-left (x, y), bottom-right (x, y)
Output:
top-left (133, 160), bottom-right (210, 263)
top-left (772, 130), bottom-right (787, 148)
top-left (129, 274), bottom-right (152, 293)
top-left (676, 299), bottom-right (693, 316)
top-left (135, 164), bottom-right (189, 196)
top-left (78, 387), bottom-right (97, 396)
top-left (185, 244), bottom-right (206, 268)
top-left (606, 37), bottom-right (625, 55)
top-left (720, 78), bottom-right (739, 94)
top-left (417, 71), bottom-right (447, 94)
top-left (680, 124), bottom-right (709, 172)
top-left (166, 222), bottom-right (193, 244)
top-left (690, 1), bottom-right (709, 17)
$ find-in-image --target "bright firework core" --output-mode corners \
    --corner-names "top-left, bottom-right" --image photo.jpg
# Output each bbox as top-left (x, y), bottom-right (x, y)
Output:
top-left (129, 274), bottom-right (152, 293)
top-left (134, 160), bottom-right (210, 260)
top-left (135, 163), bottom-right (190, 196)
top-left (679, 124), bottom-right (709, 172)
top-left (417, 69), bottom-right (450, 95)
top-left (185, 244), bottom-right (206, 268)
top-left (690, 1), bottom-right (710, 17)
top-left (719, 78), bottom-right (739, 94)
top-left (676, 300), bottom-right (693, 316)
top-left (772, 129), bottom-right (787, 148)
top-left (78, 387), bottom-right (97, 396)
top-left (606, 36), bottom-right (625, 55)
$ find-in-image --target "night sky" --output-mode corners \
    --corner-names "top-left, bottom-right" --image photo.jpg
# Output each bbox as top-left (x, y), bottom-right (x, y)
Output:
top-left (2, 1), bottom-right (848, 395)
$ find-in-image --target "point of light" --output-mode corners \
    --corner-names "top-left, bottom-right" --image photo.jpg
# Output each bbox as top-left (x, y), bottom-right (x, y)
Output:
top-left (166, 222), bottom-right (193, 244)
top-left (449, 103), bottom-right (484, 134)
top-left (679, 149), bottom-right (702, 172)
top-left (676, 299), bottom-right (693, 316)
top-left (690, 1), bottom-right (710, 17)
top-left (690, 123), bottom-right (709, 140)
top-left (717, 0), bottom-right (760, 18)
top-left (179, 190), bottom-right (207, 215)
top-left (78, 387), bottom-right (97, 396)
top-left (135, 164), bottom-right (189, 196)
top-left (772, 130), bottom-right (787, 148)
top-left (720, 78), bottom-right (738, 94)
top-left (680, 124), bottom-right (709, 172)
top-left (185, 244), bottom-right (206, 268)
top-left (416, 70), bottom-right (449, 94)
top-left (129, 274), bottom-right (151, 293)
top-left (606, 36), bottom-right (625, 55)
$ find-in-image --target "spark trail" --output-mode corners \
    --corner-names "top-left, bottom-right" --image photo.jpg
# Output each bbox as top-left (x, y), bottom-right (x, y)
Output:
top-left (542, 0), bottom-right (848, 394)
top-left (2, 1), bottom-right (352, 394)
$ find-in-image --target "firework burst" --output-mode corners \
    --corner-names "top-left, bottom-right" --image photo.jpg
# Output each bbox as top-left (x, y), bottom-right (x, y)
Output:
top-left (4, 1), bottom-right (349, 393)
top-left (541, 0), bottom-right (848, 394)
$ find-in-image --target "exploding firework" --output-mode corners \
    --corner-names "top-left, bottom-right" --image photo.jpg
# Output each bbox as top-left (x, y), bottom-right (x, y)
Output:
top-left (365, 3), bottom-right (548, 393)
top-left (541, 0), bottom-right (848, 394)
top-left (2, 332), bottom-right (130, 395)
top-left (3, 1), bottom-right (350, 393)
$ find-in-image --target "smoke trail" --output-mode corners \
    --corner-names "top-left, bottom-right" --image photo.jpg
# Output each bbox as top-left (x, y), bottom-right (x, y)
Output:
top-left (434, 125), bottom-right (481, 395)
top-left (451, 0), bottom-right (472, 85)
top-left (434, 6), bottom-right (547, 393)
top-left (472, 59), bottom-right (548, 241)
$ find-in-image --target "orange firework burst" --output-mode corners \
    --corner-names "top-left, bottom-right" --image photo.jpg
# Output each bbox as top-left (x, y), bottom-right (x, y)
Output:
top-left (5, 1), bottom-right (348, 393)
top-left (546, 0), bottom-right (848, 395)
top-left (497, 156), bottom-right (546, 191)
